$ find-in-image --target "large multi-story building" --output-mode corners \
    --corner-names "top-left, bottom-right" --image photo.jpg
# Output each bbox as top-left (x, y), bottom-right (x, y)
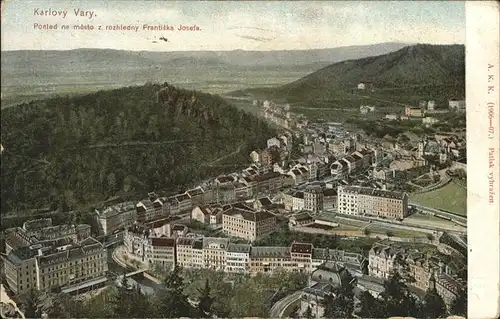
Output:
top-left (222, 206), bottom-right (276, 242)
top-left (337, 186), bottom-right (409, 219)
top-left (176, 237), bottom-right (195, 268)
top-left (290, 242), bottom-right (314, 273)
top-left (191, 239), bottom-right (204, 269)
top-left (225, 243), bottom-right (251, 273)
top-left (136, 198), bottom-right (166, 223)
top-left (123, 225), bottom-right (150, 262)
top-left (292, 191), bottom-right (305, 211)
top-left (249, 246), bottom-right (292, 273)
top-left (435, 273), bottom-right (465, 307)
top-left (2, 237), bottom-right (107, 295)
top-left (253, 171), bottom-right (288, 195)
top-left (323, 188), bottom-right (337, 211)
top-left (96, 202), bottom-right (136, 236)
top-left (4, 220), bottom-right (91, 256)
top-left (304, 185), bottom-right (324, 213)
top-left (368, 243), bottom-right (405, 279)
top-left (203, 237), bottom-right (229, 270)
top-left (146, 237), bottom-right (176, 271)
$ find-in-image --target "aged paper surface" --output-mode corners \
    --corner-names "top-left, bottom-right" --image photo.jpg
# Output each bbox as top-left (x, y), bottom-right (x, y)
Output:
top-left (0, 1), bottom-right (498, 319)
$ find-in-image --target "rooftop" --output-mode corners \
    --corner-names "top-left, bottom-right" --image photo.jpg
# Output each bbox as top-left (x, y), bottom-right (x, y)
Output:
top-left (250, 246), bottom-right (290, 259)
top-left (202, 237), bottom-right (229, 249)
top-left (223, 207), bottom-right (276, 222)
top-left (176, 193), bottom-right (191, 202)
top-left (340, 186), bottom-right (406, 200)
top-left (257, 197), bottom-right (273, 207)
top-left (151, 237), bottom-right (176, 247)
top-left (291, 242), bottom-right (313, 254)
top-left (176, 237), bottom-right (195, 246)
top-left (227, 243), bottom-right (252, 254)
top-left (187, 188), bottom-right (204, 197)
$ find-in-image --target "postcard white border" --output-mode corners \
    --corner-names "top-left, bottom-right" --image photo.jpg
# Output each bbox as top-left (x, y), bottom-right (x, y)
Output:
top-left (466, 1), bottom-right (500, 318)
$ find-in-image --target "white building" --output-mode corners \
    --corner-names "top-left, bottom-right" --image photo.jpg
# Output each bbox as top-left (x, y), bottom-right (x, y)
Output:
top-left (225, 244), bottom-right (251, 273)
top-left (267, 137), bottom-right (282, 149)
top-left (191, 239), bottom-right (204, 269)
top-left (96, 202), bottom-right (136, 236)
top-left (292, 192), bottom-right (305, 211)
top-left (368, 243), bottom-right (404, 279)
top-left (203, 237), bottom-right (229, 270)
top-left (357, 83), bottom-right (366, 90)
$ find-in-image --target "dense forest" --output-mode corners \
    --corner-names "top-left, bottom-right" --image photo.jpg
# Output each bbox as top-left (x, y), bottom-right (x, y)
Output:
top-left (0, 82), bottom-right (276, 213)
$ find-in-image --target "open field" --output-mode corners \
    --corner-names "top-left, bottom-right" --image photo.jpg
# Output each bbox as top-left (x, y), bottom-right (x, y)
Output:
top-left (405, 212), bottom-right (465, 230)
top-left (410, 182), bottom-right (467, 216)
top-left (365, 224), bottom-right (429, 238)
top-left (1, 67), bottom-right (311, 108)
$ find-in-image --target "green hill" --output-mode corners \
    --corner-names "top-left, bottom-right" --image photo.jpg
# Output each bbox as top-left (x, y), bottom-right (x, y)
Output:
top-left (233, 44), bottom-right (465, 106)
top-left (0, 83), bottom-right (276, 213)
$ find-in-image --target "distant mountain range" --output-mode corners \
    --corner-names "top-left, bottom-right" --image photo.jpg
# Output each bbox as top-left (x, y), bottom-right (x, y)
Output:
top-left (232, 44), bottom-right (465, 104)
top-left (1, 42), bottom-right (410, 71)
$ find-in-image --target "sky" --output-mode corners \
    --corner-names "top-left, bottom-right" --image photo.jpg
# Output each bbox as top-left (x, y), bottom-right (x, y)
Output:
top-left (1, 0), bottom-right (465, 51)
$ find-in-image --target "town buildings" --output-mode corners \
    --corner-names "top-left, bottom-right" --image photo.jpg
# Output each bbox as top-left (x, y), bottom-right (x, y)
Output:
top-left (368, 243), bottom-right (404, 279)
top-left (191, 204), bottom-right (224, 226)
top-left (146, 237), bottom-right (176, 271)
top-left (2, 236), bottom-right (107, 295)
top-left (304, 185), bottom-right (324, 213)
top-left (96, 202), bottom-right (136, 236)
top-left (368, 242), bottom-right (465, 308)
top-left (202, 237), bottom-right (229, 270)
top-left (225, 243), bottom-right (251, 273)
top-left (337, 186), bottom-right (409, 219)
top-left (222, 205), bottom-right (277, 242)
top-left (404, 106), bottom-right (425, 118)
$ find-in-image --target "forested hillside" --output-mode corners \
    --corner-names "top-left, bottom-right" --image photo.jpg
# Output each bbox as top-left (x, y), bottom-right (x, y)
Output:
top-left (0, 83), bottom-right (275, 213)
top-left (233, 44), bottom-right (465, 106)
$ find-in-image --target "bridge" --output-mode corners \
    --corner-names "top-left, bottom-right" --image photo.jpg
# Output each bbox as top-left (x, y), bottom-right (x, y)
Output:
top-left (124, 269), bottom-right (147, 278)
top-left (103, 239), bottom-right (122, 248)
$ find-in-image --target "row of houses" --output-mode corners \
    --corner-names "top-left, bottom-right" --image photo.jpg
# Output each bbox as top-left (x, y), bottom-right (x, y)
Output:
top-left (123, 234), bottom-right (367, 277)
top-left (299, 240), bottom-right (466, 317)
top-left (95, 166), bottom-right (296, 235)
top-left (282, 186), bottom-right (338, 213)
top-left (368, 243), bottom-right (465, 307)
top-left (329, 148), bottom-right (376, 179)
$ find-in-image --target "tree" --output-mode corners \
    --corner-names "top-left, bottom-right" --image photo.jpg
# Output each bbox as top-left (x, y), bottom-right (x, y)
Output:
top-left (288, 305), bottom-right (300, 318)
top-left (304, 305), bottom-right (313, 319)
top-left (450, 288), bottom-right (467, 316)
top-left (380, 272), bottom-right (422, 318)
top-left (356, 291), bottom-right (386, 318)
top-left (153, 266), bottom-right (192, 318)
top-left (323, 276), bottom-right (355, 319)
top-left (197, 278), bottom-right (214, 317)
top-left (45, 297), bottom-right (72, 318)
top-left (421, 287), bottom-right (447, 319)
top-left (23, 288), bottom-right (42, 319)
top-left (110, 273), bottom-right (134, 318)
top-left (129, 284), bottom-right (152, 318)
